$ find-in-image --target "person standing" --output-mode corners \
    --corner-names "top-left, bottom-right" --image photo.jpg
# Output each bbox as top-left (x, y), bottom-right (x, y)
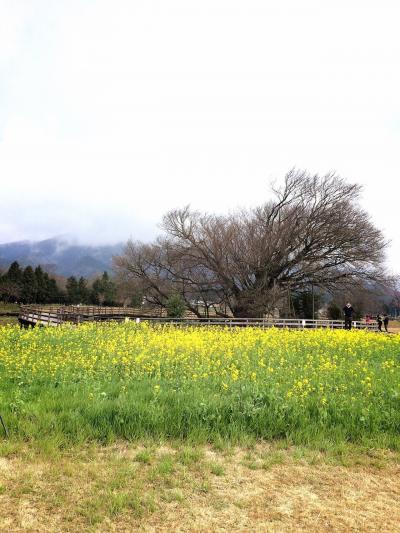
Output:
top-left (343, 303), bottom-right (354, 330)
top-left (383, 314), bottom-right (389, 332)
top-left (377, 314), bottom-right (383, 332)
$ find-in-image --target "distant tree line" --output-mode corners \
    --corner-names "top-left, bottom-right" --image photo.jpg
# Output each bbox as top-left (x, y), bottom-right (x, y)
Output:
top-left (0, 262), bottom-right (118, 306)
top-left (65, 272), bottom-right (117, 305)
top-left (0, 262), bottom-right (63, 304)
top-left (1, 258), bottom-right (393, 318)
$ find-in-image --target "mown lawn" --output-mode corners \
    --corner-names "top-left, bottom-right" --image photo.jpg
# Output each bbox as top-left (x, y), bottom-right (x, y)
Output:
top-left (1, 440), bottom-right (399, 532)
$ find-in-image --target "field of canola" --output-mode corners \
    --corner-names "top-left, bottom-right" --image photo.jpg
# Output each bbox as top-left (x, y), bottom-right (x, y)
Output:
top-left (0, 322), bottom-right (399, 448)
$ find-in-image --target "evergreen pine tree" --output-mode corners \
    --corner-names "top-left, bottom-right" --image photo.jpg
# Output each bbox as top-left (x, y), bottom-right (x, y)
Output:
top-left (21, 266), bottom-right (38, 303)
top-left (91, 271), bottom-right (116, 305)
top-left (47, 277), bottom-right (64, 303)
top-left (35, 266), bottom-right (48, 303)
top-left (66, 276), bottom-right (80, 304)
top-left (0, 262), bottom-right (23, 302)
top-left (78, 277), bottom-right (89, 304)
top-left (6, 261), bottom-right (23, 283)
top-left (166, 293), bottom-right (186, 318)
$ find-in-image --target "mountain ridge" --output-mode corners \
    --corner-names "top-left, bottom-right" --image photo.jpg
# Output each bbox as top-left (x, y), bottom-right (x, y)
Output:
top-left (0, 238), bottom-right (124, 277)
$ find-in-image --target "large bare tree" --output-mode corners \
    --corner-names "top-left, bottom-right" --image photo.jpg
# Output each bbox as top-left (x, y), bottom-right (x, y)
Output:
top-left (114, 170), bottom-right (388, 317)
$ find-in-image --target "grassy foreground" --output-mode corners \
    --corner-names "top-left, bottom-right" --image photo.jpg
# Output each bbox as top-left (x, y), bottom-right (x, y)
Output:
top-left (0, 303), bottom-right (18, 326)
top-left (1, 323), bottom-right (399, 450)
top-left (1, 440), bottom-right (400, 532)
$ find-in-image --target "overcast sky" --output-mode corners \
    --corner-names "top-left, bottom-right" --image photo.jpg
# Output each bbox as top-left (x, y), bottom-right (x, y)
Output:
top-left (1, 1), bottom-right (399, 272)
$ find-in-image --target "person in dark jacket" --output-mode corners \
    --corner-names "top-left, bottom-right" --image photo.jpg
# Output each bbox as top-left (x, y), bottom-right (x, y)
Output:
top-left (377, 314), bottom-right (383, 332)
top-left (343, 303), bottom-right (354, 330)
top-left (383, 314), bottom-right (389, 332)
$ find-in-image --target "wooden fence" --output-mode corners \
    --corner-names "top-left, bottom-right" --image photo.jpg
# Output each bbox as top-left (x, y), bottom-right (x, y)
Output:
top-left (18, 305), bottom-right (165, 326)
top-left (18, 305), bottom-right (378, 330)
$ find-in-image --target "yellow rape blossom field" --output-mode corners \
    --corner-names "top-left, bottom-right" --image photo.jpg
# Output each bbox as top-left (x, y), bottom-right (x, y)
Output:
top-left (0, 322), bottom-right (399, 448)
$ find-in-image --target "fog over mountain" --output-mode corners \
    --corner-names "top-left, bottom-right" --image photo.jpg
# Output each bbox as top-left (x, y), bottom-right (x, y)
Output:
top-left (0, 237), bottom-right (123, 278)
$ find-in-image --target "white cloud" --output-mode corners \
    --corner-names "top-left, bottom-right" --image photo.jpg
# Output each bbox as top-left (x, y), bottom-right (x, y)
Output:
top-left (0, 0), bottom-right (399, 271)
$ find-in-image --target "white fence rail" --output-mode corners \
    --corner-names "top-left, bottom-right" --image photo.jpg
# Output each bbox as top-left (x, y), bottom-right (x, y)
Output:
top-left (134, 317), bottom-right (377, 330)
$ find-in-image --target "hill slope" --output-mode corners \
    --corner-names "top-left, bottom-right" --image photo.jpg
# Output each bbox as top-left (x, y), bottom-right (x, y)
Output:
top-left (0, 238), bottom-right (123, 277)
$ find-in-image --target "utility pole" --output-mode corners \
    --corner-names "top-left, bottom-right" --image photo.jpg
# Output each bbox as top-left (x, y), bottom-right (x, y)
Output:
top-left (312, 284), bottom-right (315, 320)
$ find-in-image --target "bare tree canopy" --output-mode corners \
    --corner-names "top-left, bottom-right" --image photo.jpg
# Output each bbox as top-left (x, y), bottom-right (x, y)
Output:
top-left (114, 170), bottom-right (388, 317)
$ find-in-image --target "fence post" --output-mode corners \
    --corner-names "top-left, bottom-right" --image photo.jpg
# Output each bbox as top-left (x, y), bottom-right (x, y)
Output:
top-left (302, 319), bottom-right (306, 329)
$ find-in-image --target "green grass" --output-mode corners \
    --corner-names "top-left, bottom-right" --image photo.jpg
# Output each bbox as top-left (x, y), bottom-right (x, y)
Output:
top-left (135, 450), bottom-right (153, 464)
top-left (1, 376), bottom-right (400, 453)
top-left (0, 302), bottom-right (19, 325)
top-left (0, 315), bottom-right (18, 325)
top-left (0, 302), bottom-right (19, 313)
